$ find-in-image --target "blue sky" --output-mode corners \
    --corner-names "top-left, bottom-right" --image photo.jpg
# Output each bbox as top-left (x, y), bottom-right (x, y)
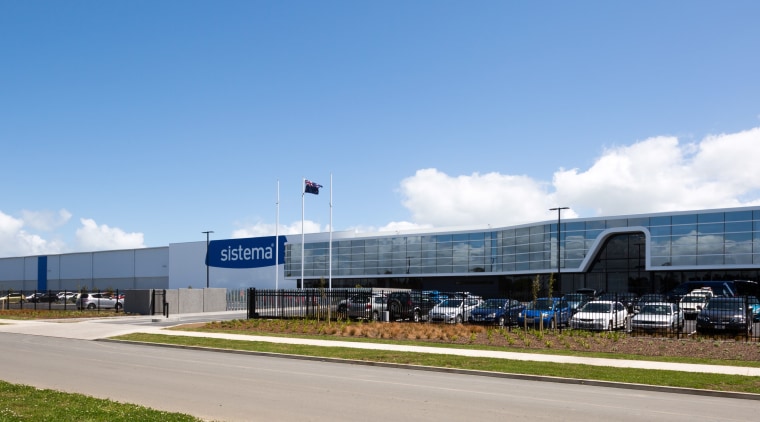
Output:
top-left (2, 1), bottom-right (760, 257)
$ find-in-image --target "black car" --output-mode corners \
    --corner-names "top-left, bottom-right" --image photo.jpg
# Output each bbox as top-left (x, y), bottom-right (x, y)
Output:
top-left (28, 292), bottom-right (59, 303)
top-left (696, 297), bottom-right (754, 335)
top-left (386, 291), bottom-right (439, 322)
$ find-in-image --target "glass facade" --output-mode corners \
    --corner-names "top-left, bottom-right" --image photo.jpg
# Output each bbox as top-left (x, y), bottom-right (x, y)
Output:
top-left (284, 207), bottom-right (760, 295)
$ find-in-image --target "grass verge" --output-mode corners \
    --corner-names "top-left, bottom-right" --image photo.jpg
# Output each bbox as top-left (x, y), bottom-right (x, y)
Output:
top-left (174, 325), bottom-right (760, 368)
top-left (0, 380), bottom-right (202, 421)
top-left (113, 332), bottom-right (760, 394)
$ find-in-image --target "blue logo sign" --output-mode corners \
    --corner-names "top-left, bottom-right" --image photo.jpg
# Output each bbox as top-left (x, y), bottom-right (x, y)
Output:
top-left (205, 236), bottom-right (287, 269)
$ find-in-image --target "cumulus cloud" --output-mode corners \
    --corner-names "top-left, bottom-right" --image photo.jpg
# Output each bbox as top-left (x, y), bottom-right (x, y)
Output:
top-left (6, 126), bottom-right (760, 256)
top-left (231, 220), bottom-right (323, 238)
top-left (397, 127), bottom-right (760, 227)
top-left (399, 169), bottom-right (560, 228)
top-left (75, 218), bottom-right (145, 251)
top-left (0, 211), bottom-right (65, 257)
top-left (21, 209), bottom-right (72, 231)
top-left (554, 127), bottom-right (760, 216)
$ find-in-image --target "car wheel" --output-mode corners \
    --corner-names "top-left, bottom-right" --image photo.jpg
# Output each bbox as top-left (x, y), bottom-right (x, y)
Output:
top-left (372, 311), bottom-right (379, 321)
top-left (337, 305), bottom-right (347, 313)
top-left (413, 310), bottom-right (421, 323)
top-left (115, 303), bottom-right (123, 311)
top-left (87, 303), bottom-right (96, 310)
top-left (608, 321), bottom-right (613, 331)
top-left (549, 318), bottom-right (556, 330)
top-left (455, 315), bottom-right (463, 324)
top-left (497, 316), bottom-right (505, 327)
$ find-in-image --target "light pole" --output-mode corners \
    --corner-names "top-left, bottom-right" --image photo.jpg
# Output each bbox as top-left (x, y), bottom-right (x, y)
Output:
top-left (549, 207), bottom-right (569, 292)
top-left (202, 231), bottom-right (214, 288)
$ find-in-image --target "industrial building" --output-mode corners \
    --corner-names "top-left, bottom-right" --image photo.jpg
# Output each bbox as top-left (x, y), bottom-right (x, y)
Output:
top-left (2, 206), bottom-right (760, 298)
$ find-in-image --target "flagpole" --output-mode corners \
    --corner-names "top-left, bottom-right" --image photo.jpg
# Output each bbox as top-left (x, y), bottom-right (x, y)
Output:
top-left (275, 179), bottom-right (279, 291)
top-left (301, 177), bottom-right (305, 290)
top-left (329, 173), bottom-right (333, 290)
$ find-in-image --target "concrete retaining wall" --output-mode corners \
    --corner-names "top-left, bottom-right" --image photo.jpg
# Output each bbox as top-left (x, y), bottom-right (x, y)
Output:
top-left (124, 288), bottom-right (228, 315)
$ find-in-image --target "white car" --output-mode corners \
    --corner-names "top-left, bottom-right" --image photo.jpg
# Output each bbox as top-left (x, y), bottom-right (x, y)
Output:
top-left (57, 291), bottom-right (77, 302)
top-left (569, 300), bottom-right (629, 331)
top-left (680, 294), bottom-right (710, 319)
top-left (428, 297), bottom-right (482, 323)
top-left (631, 302), bottom-right (684, 332)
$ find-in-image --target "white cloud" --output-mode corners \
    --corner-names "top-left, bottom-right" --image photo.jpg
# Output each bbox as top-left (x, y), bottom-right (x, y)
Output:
top-left (5, 126), bottom-right (760, 257)
top-left (75, 218), bottom-right (145, 251)
top-left (399, 127), bottom-right (760, 226)
top-left (0, 211), bottom-right (65, 257)
top-left (398, 168), bottom-right (563, 227)
top-left (231, 220), bottom-right (323, 238)
top-left (21, 209), bottom-right (72, 231)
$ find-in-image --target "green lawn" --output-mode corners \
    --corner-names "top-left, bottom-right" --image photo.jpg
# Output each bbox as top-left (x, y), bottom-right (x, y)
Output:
top-left (0, 380), bottom-right (202, 421)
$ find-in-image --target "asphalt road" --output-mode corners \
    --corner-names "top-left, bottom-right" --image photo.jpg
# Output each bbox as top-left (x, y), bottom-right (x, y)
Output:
top-left (0, 334), bottom-right (757, 422)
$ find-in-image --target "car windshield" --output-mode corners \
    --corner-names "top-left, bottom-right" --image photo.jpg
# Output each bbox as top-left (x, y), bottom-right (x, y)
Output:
top-left (580, 302), bottom-right (611, 313)
top-left (640, 304), bottom-right (671, 315)
top-left (479, 299), bottom-right (505, 308)
top-left (704, 300), bottom-right (745, 311)
top-left (527, 299), bottom-right (555, 311)
top-left (439, 299), bottom-right (462, 308)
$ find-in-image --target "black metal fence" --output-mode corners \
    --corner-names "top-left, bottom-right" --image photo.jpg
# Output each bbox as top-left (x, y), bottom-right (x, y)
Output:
top-left (0, 289), bottom-right (124, 313)
top-left (246, 288), bottom-right (760, 342)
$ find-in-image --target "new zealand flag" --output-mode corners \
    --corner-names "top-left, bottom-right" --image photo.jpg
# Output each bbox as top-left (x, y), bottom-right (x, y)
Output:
top-left (305, 179), bottom-right (322, 195)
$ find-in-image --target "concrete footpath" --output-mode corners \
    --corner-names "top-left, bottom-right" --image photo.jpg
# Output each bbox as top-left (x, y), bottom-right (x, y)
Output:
top-left (1, 311), bottom-right (759, 377)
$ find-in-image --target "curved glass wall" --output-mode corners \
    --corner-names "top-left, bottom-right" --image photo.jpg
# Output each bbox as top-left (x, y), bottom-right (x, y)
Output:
top-left (284, 208), bottom-right (760, 280)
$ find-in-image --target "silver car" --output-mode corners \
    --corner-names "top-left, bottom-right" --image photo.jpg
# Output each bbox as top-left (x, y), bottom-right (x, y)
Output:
top-left (428, 297), bottom-right (482, 324)
top-left (345, 294), bottom-right (387, 320)
top-left (631, 302), bottom-right (684, 332)
top-left (75, 293), bottom-right (123, 310)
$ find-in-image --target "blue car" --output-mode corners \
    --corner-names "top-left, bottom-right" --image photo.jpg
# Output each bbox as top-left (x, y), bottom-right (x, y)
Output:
top-left (517, 297), bottom-right (570, 329)
top-left (748, 296), bottom-right (760, 322)
top-left (468, 298), bottom-right (525, 326)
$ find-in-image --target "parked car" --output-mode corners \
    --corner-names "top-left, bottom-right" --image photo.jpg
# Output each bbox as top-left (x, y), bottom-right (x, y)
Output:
top-left (341, 293), bottom-right (387, 321)
top-left (57, 291), bottom-right (77, 303)
top-left (517, 298), bottom-right (570, 329)
top-left (696, 297), bottom-right (753, 335)
top-left (680, 293), bottom-right (710, 319)
top-left (667, 280), bottom-right (757, 302)
top-left (25, 292), bottom-right (45, 302)
top-left (422, 290), bottom-right (451, 304)
top-left (386, 291), bottom-right (439, 322)
top-left (570, 300), bottom-right (629, 331)
top-left (597, 292), bottom-right (639, 313)
top-left (428, 296), bottom-right (482, 324)
top-left (633, 294), bottom-right (669, 313)
top-left (468, 298), bottom-right (525, 326)
top-left (562, 293), bottom-right (591, 315)
top-left (0, 293), bottom-right (26, 303)
top-left (28, 292), bottom-right (60, 303)
top-left (75, 293), bottom-right (123, 310)
top-left (630, 302), bottom-right (684, 332)
top-left (748, 296), bottom-right (760, 322)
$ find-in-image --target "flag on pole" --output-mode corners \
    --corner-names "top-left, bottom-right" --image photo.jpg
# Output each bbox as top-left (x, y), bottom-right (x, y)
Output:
top-left (305, 179), bottom-right (322, 195)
